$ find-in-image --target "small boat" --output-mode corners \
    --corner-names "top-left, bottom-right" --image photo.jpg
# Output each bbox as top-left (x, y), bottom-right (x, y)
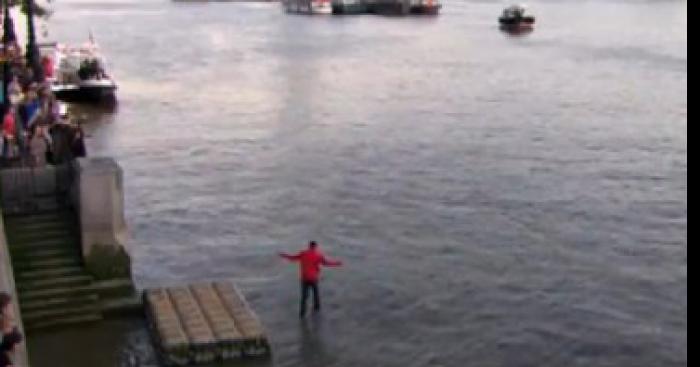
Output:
top-left (311, 0), bottom-right (332, 14)
top-left (499, 4), bottom-right (535, 31)
top-left (410, 0), bottom-right (441, 15)
top-left (285, 0), bottom-right (332, 14)
top-left (39, 39), bottom-right (118, 104)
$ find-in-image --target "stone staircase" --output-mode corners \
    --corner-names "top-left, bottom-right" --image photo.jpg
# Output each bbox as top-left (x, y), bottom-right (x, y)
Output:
top-left (5, 210), bottom-right (139, 331)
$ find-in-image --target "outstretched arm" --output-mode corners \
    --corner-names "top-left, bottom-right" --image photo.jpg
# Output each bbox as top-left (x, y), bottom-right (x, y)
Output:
top-left (321, 256), bottom-right (343, 267)
top-left (279, 252), bottom-right (302, 261)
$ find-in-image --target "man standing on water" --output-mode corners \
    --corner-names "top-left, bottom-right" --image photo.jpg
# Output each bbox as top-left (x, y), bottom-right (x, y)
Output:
top-left (279, 241), bottom-right (342, 318)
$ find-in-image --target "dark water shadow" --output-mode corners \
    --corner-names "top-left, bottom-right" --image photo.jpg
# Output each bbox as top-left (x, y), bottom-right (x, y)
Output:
top-left (195, 356), bottom-right (274, 367)
top-left (297, 313), bottom-right (333, 367)
top-left (499, 25), bottom-right (534, 37)
top-left (67, 100), bottom-right (119, 117)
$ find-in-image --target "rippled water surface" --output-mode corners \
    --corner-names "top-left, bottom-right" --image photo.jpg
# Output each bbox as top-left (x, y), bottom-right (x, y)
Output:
top-left (29, 0), bottom-right (687, 366)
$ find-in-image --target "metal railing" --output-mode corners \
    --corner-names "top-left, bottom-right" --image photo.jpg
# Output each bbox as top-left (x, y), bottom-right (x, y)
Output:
top-left (0, 162), bottom-right (75, 215)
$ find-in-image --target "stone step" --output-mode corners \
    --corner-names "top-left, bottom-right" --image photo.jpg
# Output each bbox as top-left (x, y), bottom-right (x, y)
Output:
top-left (22, 304), bottom-right (102, 325)
top-left (24, 313), bottom-right (103, 331)
top-left (20, 279), bottom-right (134, 303)
top-left (8, 224), bottom-right (76, 236)
top-left (20, 294), bottom-right (100, 313)
top-left (17, 275), bottom-right (93, 292)
top-left (4, 212), bottom-right (73, 224)
top-left (101, 296), bottom-right (143, 317)
top-left (20, 286), bottom-right (97, 304)
top-left (1, 198), bottom-right (67, 216)
top-left (94, 279), bottom-right (137, 300)
top-left (13, 257), bottom-right (81, 272)
top-left (5, 219), bottom-right (78, 232)
top-left (5, 217), bottom-right (76, 230)
top-left (5, 211), bottom-right (72, 224)
top-left (10, 247), bottom-right (80, 262)
top-left (8, 228), bottom-right (75, 242)
top-left (8, 238), bottom-right (79, 252)
top-left (16, 266), bottom-right (87, 282)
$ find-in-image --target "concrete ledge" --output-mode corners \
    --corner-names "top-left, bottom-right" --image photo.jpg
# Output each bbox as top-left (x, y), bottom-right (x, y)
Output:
top-left (73, 158), bottom-right (130, 279)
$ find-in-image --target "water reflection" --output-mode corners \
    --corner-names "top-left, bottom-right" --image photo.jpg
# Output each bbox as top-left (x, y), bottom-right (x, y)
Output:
top-left (499, 25), bottom-right (534, 37)
top-left (298, 315), bottom-right (333, 367)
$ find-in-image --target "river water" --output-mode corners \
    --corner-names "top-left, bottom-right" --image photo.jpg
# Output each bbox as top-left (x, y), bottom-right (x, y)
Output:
top-left (27, 0), bottom-right (687, 366)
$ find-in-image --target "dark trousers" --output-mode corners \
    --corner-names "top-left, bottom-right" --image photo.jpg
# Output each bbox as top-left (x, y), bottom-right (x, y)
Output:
top-left (300, 280), bottom-right (320, 316)
top-left (2, 136), bottom-right (11, 160)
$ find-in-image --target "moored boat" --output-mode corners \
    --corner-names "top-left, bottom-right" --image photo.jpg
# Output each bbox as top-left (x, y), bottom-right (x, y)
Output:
top-left (285, 0), bottom-right (332, 14)
top-left (39, 39), bottom-right (118, 104)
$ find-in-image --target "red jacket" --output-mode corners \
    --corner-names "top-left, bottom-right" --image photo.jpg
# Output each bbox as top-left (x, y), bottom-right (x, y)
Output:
top-left (281, 248), bottom-right (342, 282)
top-left (2, 112), bottom-right (15, 138)
top-left (42, 57), bottom-right (54, 79)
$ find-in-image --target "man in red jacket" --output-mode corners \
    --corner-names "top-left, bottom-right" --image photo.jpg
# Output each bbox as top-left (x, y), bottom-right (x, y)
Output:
top-left (279, 241), bottom-right (342, 318)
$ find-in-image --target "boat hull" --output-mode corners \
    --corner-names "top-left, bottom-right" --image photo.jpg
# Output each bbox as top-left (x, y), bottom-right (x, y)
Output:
top-left (499, 16), bottom-right (535, 25)
top-left (367, 0), bottom-right (440, 16)
top-left (499, 16), bottom-right (535, 33)
top-left (53, 83), bottom-right (117, 104)
top-left (332, 2), bottom-right (368, 14)
top-left (410, 3), bottom-right (441, 15)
